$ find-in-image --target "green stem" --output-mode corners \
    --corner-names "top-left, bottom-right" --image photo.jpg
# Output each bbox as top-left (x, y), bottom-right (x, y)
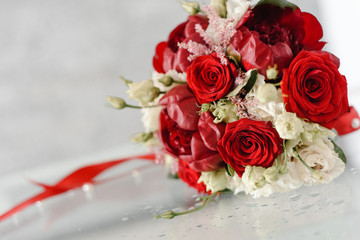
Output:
top-left (125, 104), bottom-right (159, 109)
top-left (173, 80), bottom-right (187, 84)
top-left (293, 148), bottom-right (314, 172)
top-left (273, 82), bottom-right (281, 87)
top-left (154, 193), bottom-right (215, 220)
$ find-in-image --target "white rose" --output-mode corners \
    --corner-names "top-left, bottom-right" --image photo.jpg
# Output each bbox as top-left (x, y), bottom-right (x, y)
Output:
top-left (275, 111), bottom-right (304, 140)
top-left (198, 168), bottom-right (228, 193)
top-left (126, 80), bottom-right (160, 106)
top-left (226, 0), bottom-right (250, 24)
top-left (294, 138), bottom-right (345, 184)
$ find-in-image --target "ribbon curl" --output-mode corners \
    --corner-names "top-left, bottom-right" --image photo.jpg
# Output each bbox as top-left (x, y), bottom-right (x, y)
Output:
top-left (0, 153), bottom-right (156, 222)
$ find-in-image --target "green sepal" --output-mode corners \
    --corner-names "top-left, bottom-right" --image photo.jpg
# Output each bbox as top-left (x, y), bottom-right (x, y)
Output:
top-left (329, 139), bottom-right (347, 164)
top-left (225, 164), bottom-right (235, 177)
top-left (168, 172), bottom-right (179, 179)
top-left (242, 69), bottom-right (258, 95)
top-left (256, 0), bottom-right (298, 10)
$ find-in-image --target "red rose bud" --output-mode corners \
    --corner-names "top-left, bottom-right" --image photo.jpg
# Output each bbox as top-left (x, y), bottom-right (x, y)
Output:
top-left (159, 85), bottom-right (225, 172)
top-left (153, 15), bottom-right (208, 73)
top-left (230, 4), bottom-right (325, 77)
top-left (187, 53), bottom-right (238, 104)
top-left (177, 159), bottom-right (210, 194)
top-left (217, 119), bottom-right (283, 177)
top-left (281, 50), bottom-right (350, 129)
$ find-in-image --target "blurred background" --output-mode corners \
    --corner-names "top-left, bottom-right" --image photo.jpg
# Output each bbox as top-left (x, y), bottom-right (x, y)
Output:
top-left (0, 0), bottom-right (359, 175)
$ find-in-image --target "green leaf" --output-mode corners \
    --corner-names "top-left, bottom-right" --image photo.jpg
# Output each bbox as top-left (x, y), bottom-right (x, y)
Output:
top-left (225, 164), bottom-right (235, 177)
top-left (242, 69), bottom-right (258, 95)
top-left (329, 139), bottom-right (347, 164)
top-left (256, 0), bottom-right (298, 10)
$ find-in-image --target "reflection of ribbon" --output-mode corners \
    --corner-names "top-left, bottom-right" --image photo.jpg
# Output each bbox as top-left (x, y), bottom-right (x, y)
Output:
top-left (0, 153), bottom-right (156, 222)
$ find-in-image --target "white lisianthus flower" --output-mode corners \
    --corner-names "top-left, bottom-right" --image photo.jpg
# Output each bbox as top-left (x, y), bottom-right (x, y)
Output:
top-left (212, 99), bottom-right (238, 123)
top-left (301, 122), bottom-right (336, 145)
top-left (242, 166), bottom-right (267, 192)
top-left (226, 173), bottom-right (245, 195)
top-left (198, 168), bottom-right (228, 193)
top-left (275, 111), bottom-right (304, 140)
top-left (141, 106), bottom-right (162, 132)
top-left (256, 83), bottom-right (278, 104)
top-left (127, 80), bottom-right (160, 106)
top-left (226, 0), bottom-right (250, 24)
top-left (294, 138), bottom-right (345, 185)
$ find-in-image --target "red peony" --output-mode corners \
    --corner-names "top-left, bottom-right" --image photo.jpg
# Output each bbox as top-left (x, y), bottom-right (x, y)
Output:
top-left (281, 50), bottom-right (350, 129)
top-left (153, 15), bottom-right (208, 74)
top-left (187, 53), bottom-right (238, 104)
top-left (217, 119), bottom-right (283, 177)
top-left (159, 85), bottom-right (225, 172)
top-left (230, 3), bottom-right (325, 77)
top-left (177, 159), bottom-right (210, 194)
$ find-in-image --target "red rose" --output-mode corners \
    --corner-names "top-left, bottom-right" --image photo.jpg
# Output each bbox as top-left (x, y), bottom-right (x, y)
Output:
top-left (217, 119), bottom-right (283, 177)
top-left (177, 159), bottom-right (210, 194)
top-left (187, 53), bottom-right (238, 104)
top-left (159, 85), bottom-right (225, 172)
top-left (281, 50), bottom-right (349, 129)
top-left (153, 15), bottom-right (208, 73)
top-left (230, 4), bottom-right (325, 76)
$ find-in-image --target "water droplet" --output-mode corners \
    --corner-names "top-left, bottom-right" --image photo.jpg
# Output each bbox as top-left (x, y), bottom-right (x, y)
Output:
top-left (35, 201), bottom-right (44, 214)
top-left (309, 193), bottom-right (320, 197)
top-left (82, 184), bottom-right (95, 200)
top-left (159, 234), bottom-right (166, 237)
top-left (196, 224), bottom-right (202, 228)
top-left (328, 202), bottom-right (334, 206)
top-left (289, 195), bottom-right (301, 201)
top-left (300, 204), bottom-right (314, 210)
top-left (122, 216), bottom-right (129, 222)
top-left (143, 205), bottom-right (152, 211)
top-left (12, 214), bottom-right (19, 226)
top-left (228, 215), bottom-right (233, 218)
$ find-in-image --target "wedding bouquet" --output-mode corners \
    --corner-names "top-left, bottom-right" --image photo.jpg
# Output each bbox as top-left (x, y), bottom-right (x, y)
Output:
top-left (1, 0), bottom-right (357, 222)
top-left (108, 0), bottom-right (351, 201)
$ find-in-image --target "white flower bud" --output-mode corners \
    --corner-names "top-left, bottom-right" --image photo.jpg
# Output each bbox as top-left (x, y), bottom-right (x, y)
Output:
top-left (275, 111), bottom-right (304, 140)
top-left (266, 65), bottom-right (279, 80)
top-left (182, 1), bottom-right (200, 15)
top-left (211, 0), bottom-right (227, 18)
top-left (256, 83), bottom-right (278, 103)
top-left (126, 80), bottom-right (160, 106)
top-left (106, 96), bottom-right (126, 109)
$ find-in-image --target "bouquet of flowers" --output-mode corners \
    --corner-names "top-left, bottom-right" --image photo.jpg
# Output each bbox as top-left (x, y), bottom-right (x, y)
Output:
top-left (1, 0), bottom-right (358, 222)
top-left (108, 0), bottom-right (352, 204)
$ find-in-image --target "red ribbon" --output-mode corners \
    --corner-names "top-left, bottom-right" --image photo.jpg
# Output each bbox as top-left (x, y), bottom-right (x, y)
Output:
top-left (0, 153), bottom-right (156, 222)
top-left (334, 106), bottom-right (360, 136)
